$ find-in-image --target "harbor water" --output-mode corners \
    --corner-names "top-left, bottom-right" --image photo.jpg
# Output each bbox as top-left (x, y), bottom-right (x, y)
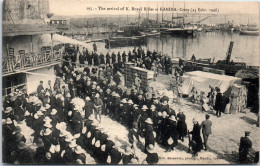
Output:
top-left (92, 31), bottom-right (259, 66)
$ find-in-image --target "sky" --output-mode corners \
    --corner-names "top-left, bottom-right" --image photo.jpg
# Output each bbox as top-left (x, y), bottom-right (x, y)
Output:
top-left (49, 1), bottom-right (260, 16)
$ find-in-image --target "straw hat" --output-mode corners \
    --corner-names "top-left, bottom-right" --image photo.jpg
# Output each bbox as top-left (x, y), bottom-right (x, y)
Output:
top-left (59, 129), bottom-right (68, 137)
top-left (141, 105), bottom-right (148, 110)
top-left (95, 93), bottom-right (100, 98)
top-left (44, 116), bottom-right (52, 122)
top-left (49, 144), bottom-right (56, 154)
top-left (168, 137), bottom-right (174, 145)
top-left (45, 104), bottom-right (51, 110)
top-left (128, 100), bottom-right (133, 104)
top-left (18, 141), bottom-right (27, 149)
top-left (66, 93), bottom-right (71, 98)
top-left (85, 96), bottom-right (91, 101)
top-left (91, 137), bottom-right (96, 145)
top-left (75, 145), bottom-right (85, 154)
top-left (145, 118), bottom-right (153, 124)
top-left (24, 110), bottom-right (30, 116)
top-left (37, 110), bottom-right (44, 116)
top-left (65, 134), bottom-right (75, 142)
top-left (34, 114), bottom-right (39, 119)
top-left (162, 111), bottom-right (168, 117)
top-left (4, 107), bottom-right (13, 113)
top-left (129, 158), bottom-right (139, 164)
top-left (74, 133), bottom-right (81, 139)
top-left (115, 93), bottom-right (120, 98)
top-left (146, 144), bottom-right (155, 153)
top-left (95, 140), bottom-right (101, 148)
top-left (101, 144), bottom-right (106, 152)
top-left (44, 128), bottom-right (52, 135)
top-left (121, 98), bottom-right (127, 104)
top-left (69, 140), bottom-right (77, 148)
top-left (6, 118), bottom-right (12, 124)
top-left (124, 146), bottom-right (133, 155)
top-left (162, 100), bottom-right (168, 106)
top-left (50, 109), bottom-right (57, 115)
top-left (44, 122), bottom-right (52, 128)
top-left (87, 131), bottom-right (92, 138)
top-left (111, 91), bottom-right (116, 96)
top-left (169, 115), bottom-right (176, 121)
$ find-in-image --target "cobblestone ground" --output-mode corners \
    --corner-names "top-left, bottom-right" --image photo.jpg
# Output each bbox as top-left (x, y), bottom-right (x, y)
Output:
top-left (156, 74), bottom-right (259, 164)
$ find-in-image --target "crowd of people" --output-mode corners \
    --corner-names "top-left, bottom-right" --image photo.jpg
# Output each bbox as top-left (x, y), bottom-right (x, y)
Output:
top-left (2, 44), bottom-right (256, 164)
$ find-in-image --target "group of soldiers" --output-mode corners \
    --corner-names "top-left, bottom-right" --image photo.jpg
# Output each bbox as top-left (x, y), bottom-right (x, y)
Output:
top-left (2, 44), bottom-right (257, 164)
top-left (65, 45), bottom-right (174, 75)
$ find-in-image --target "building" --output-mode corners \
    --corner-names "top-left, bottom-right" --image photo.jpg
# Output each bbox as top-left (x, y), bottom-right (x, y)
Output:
top-left (3, 0), bottom-right (49, 21)
top-left (2, 0), bottom-right (63, 96)
top-left (50, 16), bottom-right (70, 32)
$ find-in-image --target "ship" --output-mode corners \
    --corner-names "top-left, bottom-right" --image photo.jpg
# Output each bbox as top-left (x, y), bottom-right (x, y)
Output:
top-left (184, 41), bottom-right (259, 76)
top-left (104, 35), bottom-right (146, 48)
top-left (240, 30), bottom-right (259, 36)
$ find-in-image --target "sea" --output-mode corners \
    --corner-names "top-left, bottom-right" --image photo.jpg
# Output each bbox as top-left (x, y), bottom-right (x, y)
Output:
top-left (92, 31), bottom-right (259, 66)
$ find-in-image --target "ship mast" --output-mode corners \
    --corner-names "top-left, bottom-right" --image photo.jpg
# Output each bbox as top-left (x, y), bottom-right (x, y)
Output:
top-left (157, 2), bottom-right (159, 29)
top-left (183, 2), bottom-right (185, 25)
top-left (161, 2), bottom-right (164, 23)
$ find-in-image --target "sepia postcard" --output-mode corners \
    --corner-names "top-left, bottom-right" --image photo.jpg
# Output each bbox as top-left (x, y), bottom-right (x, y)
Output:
top-left (2, 0), bottom-right (259, 165)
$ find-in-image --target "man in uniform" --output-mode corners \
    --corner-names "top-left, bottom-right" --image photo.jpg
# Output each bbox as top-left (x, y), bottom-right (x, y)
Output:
top-left (239, 131), bottom-right (252, 163)
top-left (122, 51), bottom-right (127, 63)
top-left (94, 93), bottom-right (103, 122)
top-left (112, 52), bottom-right (116, 64)
top-left (201, 114), bottom-right (212, 151)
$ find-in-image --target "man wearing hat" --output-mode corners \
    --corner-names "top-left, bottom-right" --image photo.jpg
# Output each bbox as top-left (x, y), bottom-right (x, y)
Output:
top-left (122, 146), bottom-right (135, 164)
top-left (239, 131), bottom-right (252, 162)
top-left (144, 118), bottom-right (155, 152)
top-left (137, 94), bottom-right (144, 107)
top-left (37, 81), bottom-right (44, 96)
top-left (34, 138), bottom-right (46, 164)
top-left (177, 110), bottom-right (187, 142)
top-left (16, 141), bottom-right (34, 164)
top-left (69, 108), bottom-right (83, 135)
top-left (94, 93), bottom-right (103, 122)
top-left (3, 107), bottom-right (14, 119)
top-left (106, 52), bottom-right (111, 65)
top-left (139, 105), bottom-right (149, 131)
top-left (84, 97), bottom-right (95, 120)
top-left (201, 114), bottom-right (212, 151)
top-left (113, 93), bottom-right (121, 121)
top-left (160, 111), bottom-right (170, 148)
top-left (214, 87), bottom-right (223, 117)
top-left (145, 144), bottom-right (159, 164)
top-left (167, 115), bottom-right (178, 152)
top-left (134, 73), bottom-right (142, 91)
top-left (189, 118), bottom-right (203, 156)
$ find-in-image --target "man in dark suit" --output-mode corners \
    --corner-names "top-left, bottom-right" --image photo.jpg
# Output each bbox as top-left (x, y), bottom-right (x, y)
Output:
top-left (201, 114), bottom-right (212, 151)
top-left (239, 131), bottom-right (252, 163)
top-left (215, 87), bottom-right (222, 117)
top-left (144, 118), bottom-right (154, 152)
top-left (37, 81), bottom-right (44, 95)
top-left (145, 144), bottom-right (159, 164)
